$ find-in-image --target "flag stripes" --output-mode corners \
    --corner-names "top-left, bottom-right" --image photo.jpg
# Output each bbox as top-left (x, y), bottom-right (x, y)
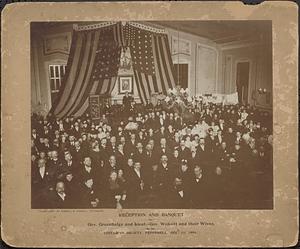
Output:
top-left (69, 30), bottom-right (101, 117)
top-left (50, 29), bottom-right (79, 114)
top-left (114, 22), bottom-right (127, 48)
top-left (50, 22), bottom-right (177, 117)
top-left (52, 32), bottom-right (85, 115)
top-left (58, 31), bottom-right (95, 117)
top-left (75, 80), bottom-right (99, 117)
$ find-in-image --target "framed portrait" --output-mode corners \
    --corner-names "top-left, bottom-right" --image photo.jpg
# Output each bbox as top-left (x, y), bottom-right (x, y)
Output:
top-left (119, 75), bottom-right (133, 94)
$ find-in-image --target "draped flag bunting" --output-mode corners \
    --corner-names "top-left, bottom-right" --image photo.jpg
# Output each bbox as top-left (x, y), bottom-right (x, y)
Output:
top-left (125, 24), bottom-right (176, 103)
top-left (50, 22), bottom-right (123, 118)
top-left (50, 22), bottom-right (176, 118)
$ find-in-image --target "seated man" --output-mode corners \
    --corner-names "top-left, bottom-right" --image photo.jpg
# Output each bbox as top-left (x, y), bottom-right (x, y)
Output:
top-left (186, 165), bottom-right (209, 208)
top-left (49, 181), bottom-right (73, 209)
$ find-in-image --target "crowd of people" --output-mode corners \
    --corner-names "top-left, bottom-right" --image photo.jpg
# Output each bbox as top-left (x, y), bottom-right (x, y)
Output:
top-left (31, 93), bottom-right (273, 209)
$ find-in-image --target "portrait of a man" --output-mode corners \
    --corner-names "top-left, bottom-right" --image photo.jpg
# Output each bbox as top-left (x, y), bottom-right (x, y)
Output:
top-left (119, 75), bottom-right (133, 94)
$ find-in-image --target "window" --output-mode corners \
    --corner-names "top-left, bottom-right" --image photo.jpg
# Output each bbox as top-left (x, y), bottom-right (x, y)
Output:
top-left (49, 64), bottom-right (66, 104)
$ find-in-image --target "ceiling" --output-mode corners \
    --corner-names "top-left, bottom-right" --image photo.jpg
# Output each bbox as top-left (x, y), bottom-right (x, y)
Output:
top-left (150, 20), bottom-right (271, 44)
top-left (32, 20), bottom-right (272, 45)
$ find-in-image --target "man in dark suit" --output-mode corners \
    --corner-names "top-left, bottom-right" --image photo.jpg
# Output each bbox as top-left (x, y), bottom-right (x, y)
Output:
top-left (206, 166), bottom-right (228, 208)
top-left (166, 177), bottom-right (190, 209)
top-left (71, 122), bottom-right (81, 139)
top-left (123, 91), bottom-right (133, 115)
top-left (31, 128), bottom-right (40, 145)
top-left (215, 130), bottom-right (224, 148)
top-left (176, 139), bottom-right (191, 160)
top-left (115, 143), bottom-right (126, 168)
top-left (215, 142), bottom-right (230, 164)
top-left (133, 142), bottom-right (146, 166)
top-left (158, 154), bottom-right (175, 201)
top-left (136, 130), bottom-right (147, 146)
top-left (154, 126), bottom-right (167, 142)
top-left (76, 156), bottom-right (101, 208)
top-left (144, 143), bottom-right (156, 168)
top-left (205, 128), bottom-right (217, 152)
top-left (224, 127), bottom-right (235, 149)
top-left (48, 150), bottom-right (64, 177)
top-left (197, 138), bottom-right (210, 166)
top-left (60, 151), bottom-right (80, 178)
top-left (107, 136), bottom-right (118, 155)
top-left (173, 113), bottom-right (182, 130)
top-left (177, 159), bottom-right (193, 186)
top-left (41, 137), bottom-right (51, 153)
top-left (124, 133), bottom-right (137, 158)
top-left (103, 155), bottom-right (120, 179)
top-left (70, 141), bottom-right (85, 165)
top-left (144, 164), bottom-right (164, 208)
top-left (49, 181), bottom-right (73, 208)
top-left (218, 118), bottom-right (226, 132)
top-left (32, 158), bottom-right (57, 208)
top-left (186, 165), bottom-right (209, 208)
top-left (145, 99), bottom-right (154, 113)
top-left (127, 161), bottom-right (146, 208)
top-left (99, 138), bottom-right (109, 162)
top-left (189, 146), bottom-right (200, 168)
top-left (154, 137), bottom-right (172, 160)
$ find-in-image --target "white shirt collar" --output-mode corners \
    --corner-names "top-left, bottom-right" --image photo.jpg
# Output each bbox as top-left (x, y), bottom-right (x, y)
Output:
top-left (58, 192), bottom-right (66, 200)
top-left (39, 167), bottom-right (45, 178)
top-left (134, 168), bottom-right (141, 178)
top-left (85, 166), bottom-right (91, 173)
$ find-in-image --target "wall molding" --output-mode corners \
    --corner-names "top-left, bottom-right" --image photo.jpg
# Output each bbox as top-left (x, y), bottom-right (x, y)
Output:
top-left (224, 55), bottom-right (233, 94)
top-left (220, 40), bottom-right (266, 51)
top-left (196, 43), bottom-right (219, 93)
top-left (43, 32), bottom-right (72, 55)
top-left (171, 36), bottom-right (192, 56)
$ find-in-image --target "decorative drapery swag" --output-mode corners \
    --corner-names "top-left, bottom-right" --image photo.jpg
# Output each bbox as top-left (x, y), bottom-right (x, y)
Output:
top-left (50, 21), bottom-right (176, 118)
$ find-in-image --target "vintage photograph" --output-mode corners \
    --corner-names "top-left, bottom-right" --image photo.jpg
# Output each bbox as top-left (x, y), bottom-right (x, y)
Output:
top-left (31, 20), bottom-right (273, 210)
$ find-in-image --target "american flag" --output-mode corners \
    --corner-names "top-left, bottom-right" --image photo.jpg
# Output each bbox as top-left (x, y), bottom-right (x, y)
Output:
top-left (92, 25), bottom-right (121, 86)
top-left (55, 25), bottom-right (123, 118)
top-left (124, 24), bottom-right (156, 76)
top-left (125, 24), bottom-right (176, 103)
top-left (52, 22), bottom-right (176, 118)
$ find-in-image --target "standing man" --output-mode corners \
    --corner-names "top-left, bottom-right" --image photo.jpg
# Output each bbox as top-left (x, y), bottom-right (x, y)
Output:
top-left (123, 91), bottom-right (133, 117)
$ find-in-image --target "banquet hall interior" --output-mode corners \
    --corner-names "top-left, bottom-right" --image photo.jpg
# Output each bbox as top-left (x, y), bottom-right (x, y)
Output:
top-left (30, 21), bottom-right (273, 209)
